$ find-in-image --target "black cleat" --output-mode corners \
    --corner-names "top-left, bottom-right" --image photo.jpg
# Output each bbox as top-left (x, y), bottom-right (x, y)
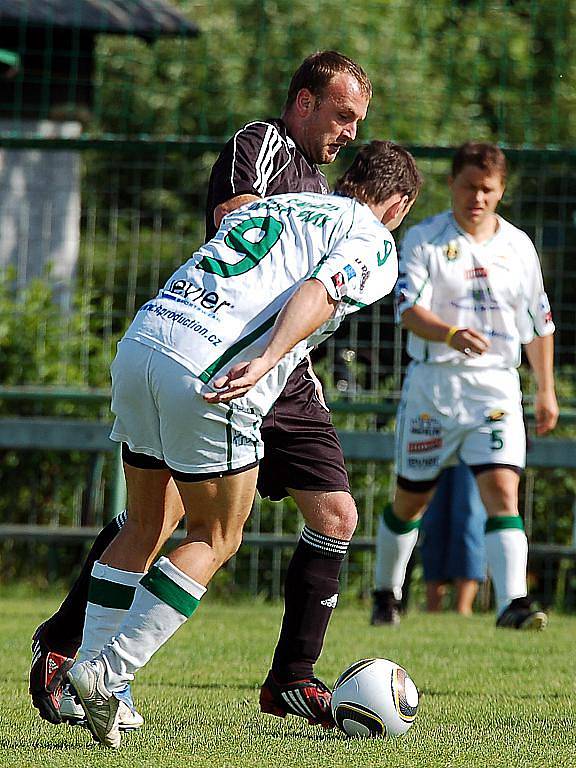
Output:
top-left (496, 596), bottom-right (548, 631)
top-left (30, 624), bottom-right (75, 724)
top-left (371, 589), bottom-right (401, 626)
top-left (259, 672), bottom-right (334, 728)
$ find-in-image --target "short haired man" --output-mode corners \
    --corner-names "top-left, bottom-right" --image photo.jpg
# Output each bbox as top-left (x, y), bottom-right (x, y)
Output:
top-left (372, 141), bottom-right (558, 629)
top-left (67, 141), bottom-right (421, 748)
top-left (30, 51), bottom-right (374, 730)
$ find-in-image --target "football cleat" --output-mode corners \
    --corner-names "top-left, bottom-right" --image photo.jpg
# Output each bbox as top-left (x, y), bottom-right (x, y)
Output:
top-left (59, 685), bottom-right (86, 724)
top-left (67, 659), bottom-right (121, 748)
top-left (60, 684), bottom-right (144, 731)
top-left (30, 625), bottom-right (74, 724)
top-left (496, 596), bottom-right (548, 631)
top-left (259, 672), bottom-right (334, 728)
top-left (370, 589), bottom-right (401, 626)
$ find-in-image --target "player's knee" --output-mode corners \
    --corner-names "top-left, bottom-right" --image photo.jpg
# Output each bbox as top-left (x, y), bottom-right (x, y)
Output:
top-left (318, 494), bottom-right (358, 540)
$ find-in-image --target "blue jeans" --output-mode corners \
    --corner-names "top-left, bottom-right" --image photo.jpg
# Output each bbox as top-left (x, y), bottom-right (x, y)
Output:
top-left (420, 462), bottom-right (487, 582)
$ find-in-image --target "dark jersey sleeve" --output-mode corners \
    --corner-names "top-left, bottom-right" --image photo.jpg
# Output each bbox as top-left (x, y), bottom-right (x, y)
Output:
top-left (205, 121), bottom-right (291, 239)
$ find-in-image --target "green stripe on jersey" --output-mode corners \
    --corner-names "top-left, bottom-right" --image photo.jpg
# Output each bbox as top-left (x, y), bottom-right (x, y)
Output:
top-left (141, 565), bottom-right (201, 618)
top-left (413, 276), bottom-right (430, 305)
top-left (342, 296), bottom-right (367, 308)
top-left (88, 577), bottom-right (136, 610)
top-left (199, 311), bottom-right (279, 383)
top-left (485, 515), bottom-right (525, 534)
top-left (383, 503), bottom-right (421, 534)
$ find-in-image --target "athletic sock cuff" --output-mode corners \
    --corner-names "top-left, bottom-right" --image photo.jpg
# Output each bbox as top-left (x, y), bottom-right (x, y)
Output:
top-left (383, 504), bottom-right (421, 535)
top-left (91, 561), bottom-right (144, 587)
top-left (485, 515), bottom-right (525, 534)
top-left (87, 562), bottom-right (144, 609)
top-left (300, 526), bottom-right (349, 559)
top-left (141, 556), bottom-right (206, 618)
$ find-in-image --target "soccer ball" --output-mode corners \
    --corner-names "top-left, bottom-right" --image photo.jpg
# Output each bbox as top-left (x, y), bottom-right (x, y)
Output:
top-left (331, 658), bottom-right (418, 738)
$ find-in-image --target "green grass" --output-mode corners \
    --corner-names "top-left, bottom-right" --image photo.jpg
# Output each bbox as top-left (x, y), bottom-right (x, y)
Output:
top-left (1, 594), bottom-right (575, 767)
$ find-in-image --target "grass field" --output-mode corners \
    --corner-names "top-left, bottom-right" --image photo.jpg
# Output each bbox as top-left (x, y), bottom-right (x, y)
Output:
top-left (0, 592), bottom-right (575, 768)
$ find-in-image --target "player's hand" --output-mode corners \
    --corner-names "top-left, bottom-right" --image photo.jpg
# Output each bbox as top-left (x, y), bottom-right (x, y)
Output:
top-left (203, 358), bottom-right (271, 403)
top-left (534, 389), bottom-right (559, 435)
top-left (450, 328), bottom-right (490, 357)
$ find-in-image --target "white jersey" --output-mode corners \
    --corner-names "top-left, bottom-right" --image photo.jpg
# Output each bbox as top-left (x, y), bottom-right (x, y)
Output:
top-left (124, 192), bottom-right (398, 395)
top-left (396, 210), bottom-right (554, 368)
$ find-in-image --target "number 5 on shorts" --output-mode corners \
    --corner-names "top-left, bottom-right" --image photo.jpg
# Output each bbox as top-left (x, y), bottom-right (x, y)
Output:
top-left (490, 429), bottom-right (504, 451)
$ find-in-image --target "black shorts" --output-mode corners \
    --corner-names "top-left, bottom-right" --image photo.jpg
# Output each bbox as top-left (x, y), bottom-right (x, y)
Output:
top-left (257, 359), bottom-right (350, 501)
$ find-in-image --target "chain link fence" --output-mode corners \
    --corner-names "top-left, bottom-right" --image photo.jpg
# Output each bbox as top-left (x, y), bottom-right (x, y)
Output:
top-left (0, 0), bottom-right (575, 605)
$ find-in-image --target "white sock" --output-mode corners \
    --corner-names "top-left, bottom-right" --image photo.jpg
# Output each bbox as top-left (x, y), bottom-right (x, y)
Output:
top-left (98, 556), bottom-right (206, 693)
top-left (374, 509), bottom-right (419, 601)
top-left (76, 561), bottom-right (144, 663)
top-left (485, 528), bottom-right (528, 615)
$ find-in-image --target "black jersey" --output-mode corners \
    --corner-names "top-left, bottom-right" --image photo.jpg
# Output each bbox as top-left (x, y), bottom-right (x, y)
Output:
top-left (205, 118), bottom-right (329, 239)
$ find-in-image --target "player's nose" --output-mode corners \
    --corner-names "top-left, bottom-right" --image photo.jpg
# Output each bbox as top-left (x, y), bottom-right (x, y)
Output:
top-left (341, 122), bottom-right (357, 143)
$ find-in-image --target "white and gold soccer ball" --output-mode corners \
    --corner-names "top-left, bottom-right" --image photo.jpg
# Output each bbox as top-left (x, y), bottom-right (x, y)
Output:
top-left (331, 658), bottom-right (419, 738)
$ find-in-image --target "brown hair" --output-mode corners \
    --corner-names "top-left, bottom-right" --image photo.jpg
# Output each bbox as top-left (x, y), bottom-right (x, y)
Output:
top-left (285, 50), bottom-right (372, 109)
top-left (334, 140), bottom-right (422, 205)
top-left (451, 141), bottom-right (507, 181)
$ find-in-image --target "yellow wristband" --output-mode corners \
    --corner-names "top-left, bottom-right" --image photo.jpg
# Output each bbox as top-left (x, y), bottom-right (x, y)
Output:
top-left (444, 326), bottom-right (459, 347)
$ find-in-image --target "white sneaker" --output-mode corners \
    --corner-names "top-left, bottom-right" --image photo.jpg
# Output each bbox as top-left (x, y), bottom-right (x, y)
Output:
top-left (67, 659), bottom-right (121, 748)
top-left (60, 685), bottom-right (85, 724)
top-left (61, 685), bottom-right (144, 731)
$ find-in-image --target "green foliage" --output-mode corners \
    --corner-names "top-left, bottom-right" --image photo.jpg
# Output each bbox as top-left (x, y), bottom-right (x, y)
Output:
top-left (2, 595), bottom-right (576, 767)
top-left (0, 271), bottom-right (110, 394)
top-left (86, 0), bottom-right (576, 148)
top-left (0, 273), bottom-right (115, 567)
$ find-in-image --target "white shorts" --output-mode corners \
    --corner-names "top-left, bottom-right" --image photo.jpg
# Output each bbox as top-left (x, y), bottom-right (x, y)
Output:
top-left (395, 362), bottom-right (525, 482)
top-left (109, 339), bottom-right (263, 475)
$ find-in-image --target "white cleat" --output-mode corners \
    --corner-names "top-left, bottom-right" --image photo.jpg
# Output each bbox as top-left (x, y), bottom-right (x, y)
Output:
top-left (60, 685), bottom-right (85, 724)
top-left (61, 685), bottom-right (144, 731)
top-left (67, 659), bottom-right (121, 748)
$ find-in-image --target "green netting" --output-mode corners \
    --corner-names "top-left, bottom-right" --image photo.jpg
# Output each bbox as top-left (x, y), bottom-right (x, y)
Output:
top-left (0, 1), bottom-right (575, 146)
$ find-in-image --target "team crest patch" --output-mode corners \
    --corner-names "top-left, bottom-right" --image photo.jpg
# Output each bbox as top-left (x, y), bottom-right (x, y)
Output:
top-left (444, 241), bottom-right (460, 261)
top-left (486, 409), bottom-right (506, 422)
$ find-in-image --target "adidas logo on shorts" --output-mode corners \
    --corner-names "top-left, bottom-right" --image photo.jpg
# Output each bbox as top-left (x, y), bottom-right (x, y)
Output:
top-left (321, 593), bottom-right (338, 608)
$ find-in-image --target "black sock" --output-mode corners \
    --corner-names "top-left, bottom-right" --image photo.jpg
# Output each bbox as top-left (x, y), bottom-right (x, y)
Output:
top-left (39, 512), bottom-right (126, 656)
top-left (271, 526), bottom-right (349, 682)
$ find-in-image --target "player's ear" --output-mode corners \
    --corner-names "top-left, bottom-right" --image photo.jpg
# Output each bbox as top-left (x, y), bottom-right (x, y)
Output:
top-left (295, 88), bottom-right (316, 117)
top-left (382, 195), bottom-right (407, 223)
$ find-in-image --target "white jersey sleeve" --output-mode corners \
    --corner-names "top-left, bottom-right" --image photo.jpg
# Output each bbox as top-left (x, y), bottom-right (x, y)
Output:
top-left (396, 224), bottom-right (433, 318)
top-left (308, 206), bottom-right (398, 347)
top-left (515, 231), bottom-right (555, 343)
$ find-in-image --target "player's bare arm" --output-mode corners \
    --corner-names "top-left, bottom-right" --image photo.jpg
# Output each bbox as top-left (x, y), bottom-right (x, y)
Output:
top-left (205, 279), bottom-right (337, 403)
top-left (214, 194), bottom-right (261, 229)
top-left (401, 304), bottom-right (490, 355)
top-left (524, 334), bottom-right (559, 435)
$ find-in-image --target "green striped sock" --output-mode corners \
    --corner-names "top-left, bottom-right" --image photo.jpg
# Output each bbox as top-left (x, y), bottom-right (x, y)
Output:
top-left (383, 503), bottom-right (421, 535)
top-left (485, 515), bottom-right (525, 534)
top-left (141, 562), bottom-right (203, 618)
